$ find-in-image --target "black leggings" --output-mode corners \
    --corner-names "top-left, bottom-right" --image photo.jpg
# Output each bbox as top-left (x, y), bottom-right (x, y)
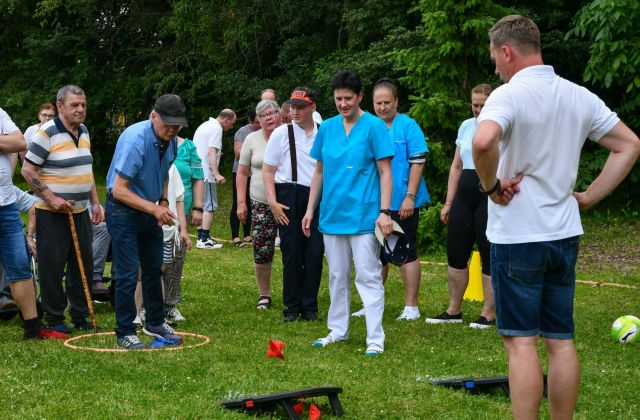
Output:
top-left (446, 169), bottom-right (490, 275)
top-left (229, 172), bottom-right (251, 239)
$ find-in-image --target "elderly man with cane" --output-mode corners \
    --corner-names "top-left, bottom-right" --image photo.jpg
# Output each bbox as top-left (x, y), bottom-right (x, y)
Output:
top-left (22, 85), bottom-right (102, 334)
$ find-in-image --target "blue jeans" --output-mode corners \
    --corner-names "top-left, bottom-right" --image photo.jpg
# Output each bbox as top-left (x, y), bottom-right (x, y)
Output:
top-left (106, 198), bottom-right (165, 337)
top-left (491, 237), bottom-right (579, 339)
top-left (0, 203), bottom-right (32, 281)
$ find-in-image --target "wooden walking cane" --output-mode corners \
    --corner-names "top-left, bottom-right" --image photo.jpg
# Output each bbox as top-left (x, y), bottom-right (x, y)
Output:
top-left (68, 210), bottom-right (98, 331)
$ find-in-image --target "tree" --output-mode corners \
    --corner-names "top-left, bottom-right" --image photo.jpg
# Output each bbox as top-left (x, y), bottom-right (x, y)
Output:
top-left (567, 0), bottom-right (640, 199)
top-left (393, 0), bottom-right (510, 202)
top-left (567, 0), bottom-right (640, 129)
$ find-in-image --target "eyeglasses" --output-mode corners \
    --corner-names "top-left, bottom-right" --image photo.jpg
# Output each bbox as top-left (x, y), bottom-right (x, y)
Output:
top-left (258, 111), bottom-right (278, 119)
top-left (40, 113), bottom-right (55, 119)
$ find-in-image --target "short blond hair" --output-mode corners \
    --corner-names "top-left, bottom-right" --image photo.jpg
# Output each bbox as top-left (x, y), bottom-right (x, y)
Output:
top-left (471, 83), bottom-right (492, 97)
top-left (489, 15), bottom-right (540, 55)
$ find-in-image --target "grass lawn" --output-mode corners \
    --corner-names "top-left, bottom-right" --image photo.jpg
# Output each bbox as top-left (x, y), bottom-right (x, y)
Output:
top-left (0, 180), bottom-right (638, 419)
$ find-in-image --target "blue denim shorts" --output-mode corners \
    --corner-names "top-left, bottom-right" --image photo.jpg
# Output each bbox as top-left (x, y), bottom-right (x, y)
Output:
top-left (0, 203), bottom-right (33, 281)
top-left (491, 236), bottom-right (579, 339)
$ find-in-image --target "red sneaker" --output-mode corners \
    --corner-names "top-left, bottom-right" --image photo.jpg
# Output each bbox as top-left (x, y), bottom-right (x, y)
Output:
top-left (37, 327), bottom-right (69, 340)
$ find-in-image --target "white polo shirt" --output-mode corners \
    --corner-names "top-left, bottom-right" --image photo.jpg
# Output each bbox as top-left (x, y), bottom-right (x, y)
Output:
top-left (193, 117), bottom-right (223, 182)
top-left (263, 122), bottom-right (318, 187)
top-left (477, 65), bottom-right (619, 244)
top-left (0, 108), bottom-right (20, 206)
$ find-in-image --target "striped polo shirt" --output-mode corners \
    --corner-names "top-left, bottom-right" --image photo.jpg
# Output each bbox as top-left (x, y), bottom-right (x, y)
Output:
top-left (25, 117), bottom-right (94, 211)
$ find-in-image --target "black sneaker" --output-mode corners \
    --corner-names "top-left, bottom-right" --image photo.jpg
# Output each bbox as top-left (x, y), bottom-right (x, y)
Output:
top-left (469, 316), bottom-right (495, 329)
top-left (72, 320), bottom-right (96, 331)
top-left (301, 312), bottom-right (319, 321)
top-left (283, 313), bottom-right (299, 323)
top-left (425, 311), bottom-right (463, 324)
top-left (48, 323), bottom-right (72, 334)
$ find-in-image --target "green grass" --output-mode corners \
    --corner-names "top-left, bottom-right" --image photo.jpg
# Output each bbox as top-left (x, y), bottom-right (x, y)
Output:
top-left (0, 181), bottom-right (638, 419)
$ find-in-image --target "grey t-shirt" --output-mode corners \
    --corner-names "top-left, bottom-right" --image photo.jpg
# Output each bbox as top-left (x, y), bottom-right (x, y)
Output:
top-left (232, 124), bottom-right (257, 173)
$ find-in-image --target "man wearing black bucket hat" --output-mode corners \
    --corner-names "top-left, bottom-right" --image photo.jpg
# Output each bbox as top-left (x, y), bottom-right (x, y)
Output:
top-left (105, 94), bottom-right (187, 350)
top-left (263, 87), bottom-right (325, 322)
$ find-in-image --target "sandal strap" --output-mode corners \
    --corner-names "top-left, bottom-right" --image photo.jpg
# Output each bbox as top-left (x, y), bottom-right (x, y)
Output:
top-left (256, 296), bottom-right (271, 308)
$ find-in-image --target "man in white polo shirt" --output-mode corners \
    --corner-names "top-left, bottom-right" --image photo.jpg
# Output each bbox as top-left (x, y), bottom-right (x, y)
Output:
top-left (473, 15), bottom-right (640, 419)
top-left (263, 87), bottom-right (324, 322)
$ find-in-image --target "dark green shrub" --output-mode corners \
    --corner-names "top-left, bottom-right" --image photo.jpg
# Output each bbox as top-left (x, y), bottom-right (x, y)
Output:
top-left (416, 203), bottom-right (447, 255)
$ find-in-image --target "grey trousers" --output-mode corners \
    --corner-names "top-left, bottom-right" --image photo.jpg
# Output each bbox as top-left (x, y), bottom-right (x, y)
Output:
top-left (162, 243), bottom-right (185, 311)
top-left (92, 221), bottom-right (111, 282)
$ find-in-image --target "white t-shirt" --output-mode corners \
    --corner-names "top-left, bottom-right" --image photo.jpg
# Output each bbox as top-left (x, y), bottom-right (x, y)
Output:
top-left (477, 65), bottom-right (619, 244)
top-left (161, 164), bottom-right (185, 242)
top-left (312, 111), bottom-right (323, 125)
top-left (0, 108), bottom-right (20, 206)
top-left (193, 117), bottom-right (223, 182)
top-left (263, 122), bottom-right (318, 187)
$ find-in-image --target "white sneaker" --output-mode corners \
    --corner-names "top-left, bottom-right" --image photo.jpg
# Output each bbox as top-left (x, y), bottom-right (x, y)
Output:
top-left (396, 307), bottom-right (421, 321)
top-left (312, 335), bottom-right (345, 348)
top-left (133, 315), bottom-right (142, 328)
top-left (196, 238), bottom-right (223, 249)
top-left (166, 307), bottom-right (186, 322)
top-left (365, 343), bottom-right (384, 356)
top-left (351, 307), bottom-right (365, 317)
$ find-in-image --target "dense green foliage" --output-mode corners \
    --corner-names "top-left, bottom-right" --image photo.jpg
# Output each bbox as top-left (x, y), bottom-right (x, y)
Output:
top-left (1, 0), bottom-right (639, 238)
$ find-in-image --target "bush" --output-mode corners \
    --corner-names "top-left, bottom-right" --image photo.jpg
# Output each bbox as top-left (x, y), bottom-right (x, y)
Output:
top-left (416, 203), bottom-right (447, 255)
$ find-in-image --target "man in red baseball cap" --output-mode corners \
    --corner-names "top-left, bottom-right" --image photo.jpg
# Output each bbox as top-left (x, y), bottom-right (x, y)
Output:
top-left (262, 87), bottom-right (324, 322)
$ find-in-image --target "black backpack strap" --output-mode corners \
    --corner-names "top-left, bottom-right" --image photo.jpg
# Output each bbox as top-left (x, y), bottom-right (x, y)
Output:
top-left (287, 123), bottom-right (297, 184)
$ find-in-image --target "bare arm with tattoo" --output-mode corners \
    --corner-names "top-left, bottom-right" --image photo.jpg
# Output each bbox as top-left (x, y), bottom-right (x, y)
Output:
top-left (21, 160), bottom-right (74, 212)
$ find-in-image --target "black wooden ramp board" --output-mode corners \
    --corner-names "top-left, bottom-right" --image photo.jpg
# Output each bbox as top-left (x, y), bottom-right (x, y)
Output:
top-left (221, 386), bottom-right (344, 419)
top-left (432, 375), bottom-right (547, 397)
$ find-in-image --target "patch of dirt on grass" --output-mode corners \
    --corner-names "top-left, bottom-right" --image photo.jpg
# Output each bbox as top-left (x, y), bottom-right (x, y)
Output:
top-left (579, 222), bottom-right (640, 276)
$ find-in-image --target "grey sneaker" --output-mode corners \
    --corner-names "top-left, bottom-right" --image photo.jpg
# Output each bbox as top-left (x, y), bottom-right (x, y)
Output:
top-left (165, 307), bottom-right (186, 322)
top-left (143, 322), bottom-right (182, 345)
top-left (117, 334), bottom-right (147, 350)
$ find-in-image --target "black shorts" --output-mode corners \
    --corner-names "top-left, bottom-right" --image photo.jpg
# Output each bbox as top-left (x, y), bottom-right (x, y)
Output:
top-left (446, 169), bottom-right (490, 274)
top-left (380, 209), bottom-right (419, 266)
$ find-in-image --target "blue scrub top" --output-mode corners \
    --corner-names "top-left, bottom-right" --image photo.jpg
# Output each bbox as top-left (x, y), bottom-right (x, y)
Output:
top-left (310, 112), bottom-right (394, 234)
top-left (388, 113), bottom-right (430, 210)
top-left (456, 117), bottom-right (477, 170)
top-left (106, 120), bottom-right (177, 202)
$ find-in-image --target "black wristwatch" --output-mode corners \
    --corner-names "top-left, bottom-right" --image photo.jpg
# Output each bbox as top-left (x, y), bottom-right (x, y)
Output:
top-left (380, 209), bottom-right (391, 215)
top-left (479, 179), bottom-right (501, 196)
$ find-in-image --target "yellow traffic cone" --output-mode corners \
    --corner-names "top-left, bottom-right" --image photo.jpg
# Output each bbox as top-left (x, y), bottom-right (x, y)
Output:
top-left (463, 251), bottom-right (484, 302)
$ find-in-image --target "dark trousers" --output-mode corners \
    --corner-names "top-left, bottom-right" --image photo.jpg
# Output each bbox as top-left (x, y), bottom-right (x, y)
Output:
top-left (230, 172), bottom-right (251, 239)
top-left (36, 208), bottom-right (92, 325)
top-left (276, 183), bottom-right (324, 316)
top-left (106, 198), bottom-right (164, 337)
